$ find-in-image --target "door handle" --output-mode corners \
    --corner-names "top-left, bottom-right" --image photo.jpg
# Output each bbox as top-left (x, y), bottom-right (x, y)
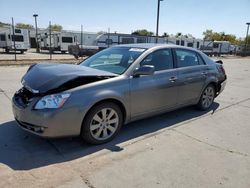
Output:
top-left (201, 72), bottom-right (207, 76)
top-left (169, 76), bottom-right (178, 82)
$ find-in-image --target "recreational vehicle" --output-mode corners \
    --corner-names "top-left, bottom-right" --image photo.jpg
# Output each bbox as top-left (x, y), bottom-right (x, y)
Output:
top-left (0, 28), bottom-right (30, 53)
top-left (93, 33), bottom-right (166, 49)
top-left (165, 37), bottom-right (176, 45)
top-left (74, 32), bottom-right (98, 46)
top-left (174, 37), bottom-right (202, 49)
top-left (212, 41), bottom-right (231, 55)
top-left (39, 31), bottom-right (77, 53)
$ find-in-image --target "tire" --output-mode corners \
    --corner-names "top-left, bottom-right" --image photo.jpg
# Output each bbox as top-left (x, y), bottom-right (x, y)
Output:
top-left (81, 102), bottom-right (123, 144)
top-left (73, 54), bottom-right (79, 59)
top-left (197, 84), bottom-right (215, 110)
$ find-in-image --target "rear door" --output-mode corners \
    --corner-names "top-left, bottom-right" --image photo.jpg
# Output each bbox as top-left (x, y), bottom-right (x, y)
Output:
top-left (174, 48), bottom-right (208, 105)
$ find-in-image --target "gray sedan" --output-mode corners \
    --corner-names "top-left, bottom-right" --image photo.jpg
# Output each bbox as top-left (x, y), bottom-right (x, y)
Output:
top-left (12, 44), bottom-right (227, 144)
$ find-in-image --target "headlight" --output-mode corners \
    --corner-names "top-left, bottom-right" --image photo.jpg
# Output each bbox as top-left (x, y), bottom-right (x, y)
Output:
top-left (34, 93), bottom-right (71, 110)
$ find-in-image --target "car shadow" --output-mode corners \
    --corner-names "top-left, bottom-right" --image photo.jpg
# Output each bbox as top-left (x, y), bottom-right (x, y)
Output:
top-left (0, 103), bottom-right (219, 170)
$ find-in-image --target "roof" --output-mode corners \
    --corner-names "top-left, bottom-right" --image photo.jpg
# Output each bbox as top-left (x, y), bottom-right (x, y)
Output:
top-left (113, 43), bottom-right (177, 49)
top-left (112, 43), bottom-right (200, 52)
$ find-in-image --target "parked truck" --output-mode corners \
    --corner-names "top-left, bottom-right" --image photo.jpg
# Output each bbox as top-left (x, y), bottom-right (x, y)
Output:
top-left (0, 28), bottom-right (30, 53)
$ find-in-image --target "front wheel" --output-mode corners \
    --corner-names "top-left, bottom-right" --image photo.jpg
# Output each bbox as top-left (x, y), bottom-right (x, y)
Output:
top-left (197, 84), bottom-right (215, 110)
top-left (81, 102), bottom-right (123, 144)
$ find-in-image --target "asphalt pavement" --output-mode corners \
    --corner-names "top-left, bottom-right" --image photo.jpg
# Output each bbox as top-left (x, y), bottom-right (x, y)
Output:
top-left (0, 57), bottom-right (250, 188)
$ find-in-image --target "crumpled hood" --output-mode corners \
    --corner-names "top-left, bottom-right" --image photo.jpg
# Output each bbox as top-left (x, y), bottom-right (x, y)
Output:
top-left (21, 63), bottom-right (117, 94)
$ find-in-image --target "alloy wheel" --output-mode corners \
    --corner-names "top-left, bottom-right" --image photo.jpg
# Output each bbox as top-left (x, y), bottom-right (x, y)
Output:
top-left (90, 108), bottom-right (119, 141)
top-left (202, 86), bottom-right (215, 108)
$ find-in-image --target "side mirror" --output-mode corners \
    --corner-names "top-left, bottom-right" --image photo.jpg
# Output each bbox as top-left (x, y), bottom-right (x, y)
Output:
top-left (133, 65), bottom-right (155, 77)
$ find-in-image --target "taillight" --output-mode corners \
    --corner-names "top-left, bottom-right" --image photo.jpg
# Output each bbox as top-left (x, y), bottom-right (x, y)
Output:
top-left (217, 64), bottom-right (226, 75)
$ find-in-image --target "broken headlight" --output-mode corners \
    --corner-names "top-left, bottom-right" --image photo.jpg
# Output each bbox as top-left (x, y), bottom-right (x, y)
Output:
top-left (34, 93), bottom-right (71, 109)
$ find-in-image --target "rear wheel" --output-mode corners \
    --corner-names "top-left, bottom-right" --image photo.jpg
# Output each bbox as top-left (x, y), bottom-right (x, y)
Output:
top-left (73, 54), bottom-right (79, 59)
top-left (197, 84), bottom-right (215, 110)
top-left (81, 102), bottom-right (123, 144)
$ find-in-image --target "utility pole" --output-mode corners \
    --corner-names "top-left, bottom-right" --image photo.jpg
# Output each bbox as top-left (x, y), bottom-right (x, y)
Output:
top-left (81, 24), bottom-right (83, 47)
top-left (108, 28), bottom-right (110, 48)
top-left (11, 17), bottom-right (17, 61)
top-left (33, 14), bottom-right (40, 52)
top-left (244, 22), bottom-right (250, 56)
top-left (156, 0), bottom-right (163, 43)
top-left (49, 21), bottom-right (52, 60)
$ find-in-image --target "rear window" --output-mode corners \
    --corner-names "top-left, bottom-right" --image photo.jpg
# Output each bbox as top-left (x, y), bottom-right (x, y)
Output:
top-left (15, 29), bottom-right (21, 34)
top-left (62, 37), bottom-right (73, 43)
top-left (0, 34), bottom-right (6, 41)
top-left (213, 43), bottom-right (219, 48)
top-left (121, 37), bottom-right (134, 44)
top-left (11, 35), bottom-right (24, 42)
top-left (187, 42), bottom-right (193, 47)
top-left (137, 37), bottom-right (147, 43)
top-left (196, 42), bottom-right (200, 49)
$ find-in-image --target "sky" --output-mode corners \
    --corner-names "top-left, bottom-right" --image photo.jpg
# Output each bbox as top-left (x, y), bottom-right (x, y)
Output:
top-left (1, 0), bottom-right (250, 39)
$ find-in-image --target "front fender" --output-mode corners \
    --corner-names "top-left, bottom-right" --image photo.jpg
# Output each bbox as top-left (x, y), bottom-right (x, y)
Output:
top-left (68, 78), bottom-right (130, 124)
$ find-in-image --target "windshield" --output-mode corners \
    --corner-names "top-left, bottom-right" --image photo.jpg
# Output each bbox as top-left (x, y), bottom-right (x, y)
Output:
top-left (80, 47), bottom-right (146, 74)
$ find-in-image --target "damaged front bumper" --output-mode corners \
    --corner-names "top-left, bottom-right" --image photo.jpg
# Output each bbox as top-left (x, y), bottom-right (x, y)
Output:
top-left (12, 88), bottom-right (85, 138)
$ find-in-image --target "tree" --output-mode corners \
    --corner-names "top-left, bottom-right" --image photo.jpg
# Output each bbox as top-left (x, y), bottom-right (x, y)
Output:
top-left (0, 21), bottom-right (10, 27)
top-left (15, 23), bottom-right (34, 29)
top-left (175, 32), bottom-right (182, 38)
top-left (97, 31), bottom-right (106, 35)
top-left (203, 29), bottom-right (240, 45)
top-left (202, 29), bottom-right (213, 40)
top-left (132, 29), bottom-right (154, 36)
top-left (246, 36), bottom-right (250, 45)
top-left (162, 32), bottom-right (169, 37)
top-left (48, 24), bottom-right (63, 32)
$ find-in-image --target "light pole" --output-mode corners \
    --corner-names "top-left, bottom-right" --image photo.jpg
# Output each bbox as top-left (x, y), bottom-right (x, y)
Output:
top-left (244, 22), bottom-right (250, 56)
top-left (33, 14), bottom-right (40, 53)
top-left (156, 0), bottom-right (163, 43)
top-left (11, 17), bottom-right (17, 61)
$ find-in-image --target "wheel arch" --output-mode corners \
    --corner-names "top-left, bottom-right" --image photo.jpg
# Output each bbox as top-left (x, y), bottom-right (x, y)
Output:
top-left (81, 98), bottom-right (127, 128)
top-left (198, 79), bottom-right (219, 101)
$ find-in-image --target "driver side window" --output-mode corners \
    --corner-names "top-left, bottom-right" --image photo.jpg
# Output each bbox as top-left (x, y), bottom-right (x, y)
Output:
top-left (140, 49), bottom-right (174, 71)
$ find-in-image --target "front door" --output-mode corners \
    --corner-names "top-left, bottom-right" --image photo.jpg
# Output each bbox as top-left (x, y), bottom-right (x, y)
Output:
top-left (130, 48), bottom-right (179, 117)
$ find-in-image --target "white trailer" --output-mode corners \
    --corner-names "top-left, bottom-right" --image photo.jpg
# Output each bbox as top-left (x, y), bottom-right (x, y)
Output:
top-left (39, 31), bottom-right (77, 53)
top-left (174, 37), bottom-right (202, 50)
top-left (74, 32), bottom-right (98, 46)
top-left (0, 28), bottom-right (30, 53)
top-left (212, 41), bottom-right (231, 55)
top-left (165, 37), bottom-right (176, 45)
top-left (93, 33), bottom-right (167, 49)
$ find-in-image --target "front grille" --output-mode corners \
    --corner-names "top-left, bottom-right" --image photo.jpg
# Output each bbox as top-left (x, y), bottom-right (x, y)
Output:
top-left (16, 119), bottom-right (45, 134)
top-left (14, 87), bottom-right (38, 108)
